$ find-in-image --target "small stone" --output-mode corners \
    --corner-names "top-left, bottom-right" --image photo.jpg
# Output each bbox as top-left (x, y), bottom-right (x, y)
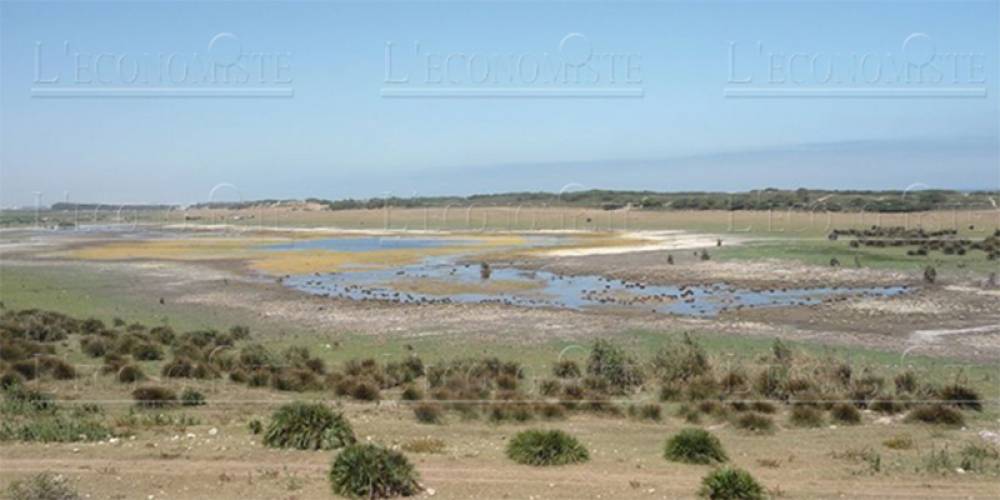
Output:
top-left (208, 427), bottom-right (218, 436)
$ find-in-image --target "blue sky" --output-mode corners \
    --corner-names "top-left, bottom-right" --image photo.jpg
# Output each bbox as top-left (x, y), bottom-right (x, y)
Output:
top-left (1, 1), bottom-right (997, 207)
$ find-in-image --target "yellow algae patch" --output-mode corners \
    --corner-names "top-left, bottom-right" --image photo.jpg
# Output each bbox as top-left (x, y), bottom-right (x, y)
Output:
top-left (250, 235), bottom-right (525, 275)
top-left (64, 238), bottom-right (283, 261)
top-left (62, 233), bottom-right (531, 274)
top-left (387, 277), bottom-right (544, 296)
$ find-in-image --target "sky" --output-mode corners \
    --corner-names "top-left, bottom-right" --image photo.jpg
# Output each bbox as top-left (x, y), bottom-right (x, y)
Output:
top-left (1, 1), bottom-right (998, 207)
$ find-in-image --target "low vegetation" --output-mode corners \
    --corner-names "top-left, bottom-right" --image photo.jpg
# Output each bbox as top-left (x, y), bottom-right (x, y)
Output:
top-left (6, 472), bottom-right (82, 500)
top-left (263, 402), bottom-right (356, 451)
top-left (329, 444), bottom-right (421, 498)
top-left (699, 467), bottom-right (766, 500)
top-left (664, 428), bottom-right (728, 464)
top-left (506, 429), bottom-right (589, 466)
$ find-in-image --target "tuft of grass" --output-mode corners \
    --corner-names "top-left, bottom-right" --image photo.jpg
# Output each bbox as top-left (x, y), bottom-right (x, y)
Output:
top-left (627, 403), bottom-right (662, 422)
top-left (506, 429), bottom-right (589, 466)
top-left (905, 404), bottom-right (965, 426)
top-left (552, 359), bottom-right (581, 379)
top-left (6, 472), bottom-right (81, 500)
top-left (789, 405), bottom-right (824, 427)
top-left (733, 412), bottom-right (774, 434)
top-left (412, 402), bottom-right (443, 424)
top-left (882, 434), bottom-right (914, 450)
top-left (664, 428), bottom-right (728, 465)
top-left (402, 437), bottom-right (446, 454)
top-left (329, 444), bottom-right (421, 499)
top-left (830, 403), bottom-right (861, 425)
top-left (698, 467), bottom-right (766, 500)
top-left (180, 388), bottom-right (206, 407)
top-left (116, 364), bottom-right (146, 384)
top-left (938, 384), bottom-right (982, 411)
top-left (131, 386), bottom-right (177, 408)
top-left (263, 402), bottom-right (355, 450)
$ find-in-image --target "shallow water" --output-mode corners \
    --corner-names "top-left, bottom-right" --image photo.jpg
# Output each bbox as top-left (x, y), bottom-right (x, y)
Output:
top-left (274, 238), bottom-right (909, 316)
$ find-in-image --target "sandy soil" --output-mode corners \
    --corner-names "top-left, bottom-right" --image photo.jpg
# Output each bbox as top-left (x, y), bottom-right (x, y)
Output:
top-left (2, 404), bottom-right (998, 500)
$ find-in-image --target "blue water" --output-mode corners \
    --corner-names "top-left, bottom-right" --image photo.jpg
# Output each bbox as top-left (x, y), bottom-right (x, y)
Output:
top-left (279, 253), bottom-right (910, 317)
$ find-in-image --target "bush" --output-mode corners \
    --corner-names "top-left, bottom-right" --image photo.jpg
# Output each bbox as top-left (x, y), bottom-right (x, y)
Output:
top-left (329, 444), bottom-right (421, 499)
top-left (131, 386), bottom-right (177, 408)
top-left (351, 380), bottom-right (381, 401)
top-left (506, 429), bottom-right (589, 466)
top-left (789, 405), bottom-right (824, 427)
top-left (248, 419), bottom-right (263, 435)
top-left (412, 403), bottom-right (443, 424)
top-left (552, 360), bottom-right (581, 378)
top-left (894, 371), bottom-right (917, 393)
top-left (699, 467), bottom-right (766, 500)
top-left (400, 385), bottom-right (423, 401)
top-left (664, 428), bottom-right (728, 464)
top-left (263, 402), bottom-right (355, 450)
top-left (938, 384), bottom-right (982, 411)
top-left (652, 333), bottom-right (710, 382)
top-left (6, 472), bottom-right (81, 500)
top-left (116, 364), bottom-right (145, 383)
top-left (830, 403), bottom-right (861, 425)
top-left (132, 342), bottom-right (163, 361)
top-left (80, 336), bottom-right (108, 358)
top-left (733, 412), bottom-right (774, 434)
top-left (586, 339), bottom-right (644, 394)
top-left (905, 404), bottom-right (965, 426)
top-left (180, 388), bottom-right (206, 407)
top-left (627, 403), bottom-right (662, 422)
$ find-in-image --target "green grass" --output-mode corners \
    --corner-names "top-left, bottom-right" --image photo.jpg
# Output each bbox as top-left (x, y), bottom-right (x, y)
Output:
top-left (715, 238), bottom-right (997, 273)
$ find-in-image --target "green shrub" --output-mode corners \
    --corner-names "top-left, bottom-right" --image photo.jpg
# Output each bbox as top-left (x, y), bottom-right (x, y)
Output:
top-left (506, 429), bottom-right (589, 466)
top-left (6, 472), bottom-right (81, 500)
top-left (131, 386), bottom-right (177, 408)
top-left (2, 386), bottom-right (55, 414)
top-left (905, 404), bottom-right (964, 426)
top-left (664, 428), bottom-right (727, 464)
top-left (263, 402), bottom-right (355, 450)
top-left (830, 403), bottom-right (862, 425)
top-left (0, 415), bottom-right (112, 443)
top-left (412, 403), bottom-right (443, 424)
top-left (699, 467), bottom-right (766, 500)
top-left (789, 406), bottom-right (824, 427)
top-left (586, 339), bottom-right (643, 394)
top-left (938, 384), bottom-right (982, 411)
top-left (180, 388), bottom-right (206, 407)
top-left (734, 412), bottom-right (774, 434)
top-left (329, 444), bottom-right (421, 499)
